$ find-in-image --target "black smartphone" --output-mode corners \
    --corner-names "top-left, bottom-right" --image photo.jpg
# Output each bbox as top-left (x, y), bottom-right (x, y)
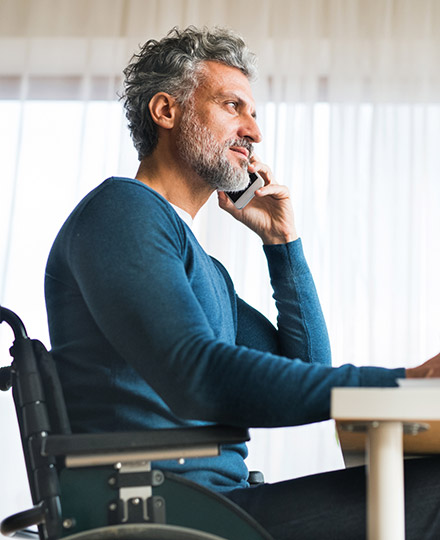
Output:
top-left (225, 171), bottom-right (264, 209)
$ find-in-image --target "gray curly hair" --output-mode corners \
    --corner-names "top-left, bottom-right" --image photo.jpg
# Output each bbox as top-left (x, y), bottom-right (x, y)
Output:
top-left (121, 26), bottom-right (258, 161)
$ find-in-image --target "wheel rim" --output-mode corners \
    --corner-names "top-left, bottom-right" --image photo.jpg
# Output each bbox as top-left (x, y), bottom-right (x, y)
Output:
top-left (63, 523), bottom-right (227, 540)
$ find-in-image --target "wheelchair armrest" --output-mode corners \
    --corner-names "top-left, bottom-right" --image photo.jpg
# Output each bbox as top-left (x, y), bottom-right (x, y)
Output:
top-left (42, 425), bottom-right (250, 468)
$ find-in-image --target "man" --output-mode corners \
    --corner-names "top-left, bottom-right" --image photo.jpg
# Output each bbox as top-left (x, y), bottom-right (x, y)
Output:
top-left (45, 26), bottom-right (440, 539)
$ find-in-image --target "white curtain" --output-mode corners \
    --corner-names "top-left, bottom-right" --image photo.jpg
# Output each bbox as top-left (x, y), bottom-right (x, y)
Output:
top-left (1, 0), bottom-right (440, 520)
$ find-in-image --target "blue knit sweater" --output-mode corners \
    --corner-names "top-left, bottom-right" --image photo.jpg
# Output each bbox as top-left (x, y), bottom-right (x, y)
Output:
top-left (45, 177), bottom-right (405, 491)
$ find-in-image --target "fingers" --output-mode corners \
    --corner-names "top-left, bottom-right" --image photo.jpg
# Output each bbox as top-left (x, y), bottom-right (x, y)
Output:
top-left (248, 156), bottom-right (290, 200)
top-left (406, 352), bottom-right (440, 378)
top-left (428, 352), bottom-right (440, 363)
top-left (254, 182), bottom-right (291, 200)
top-left (249, 155), bottom-right (275, 186)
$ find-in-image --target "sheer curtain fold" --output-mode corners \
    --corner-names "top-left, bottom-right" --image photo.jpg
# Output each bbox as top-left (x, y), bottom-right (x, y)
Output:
top-left (325, 104), bottom-right (440, 369)
top-left (2, 0), bottom-right (440, 101)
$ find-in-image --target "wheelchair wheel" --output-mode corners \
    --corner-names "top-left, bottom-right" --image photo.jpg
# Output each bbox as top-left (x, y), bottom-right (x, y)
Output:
top-left (63, 523), bottom-right (227, 540)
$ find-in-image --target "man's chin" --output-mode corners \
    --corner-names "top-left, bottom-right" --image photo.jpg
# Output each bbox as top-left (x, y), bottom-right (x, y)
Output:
top-left (201, 158), bottom-right (249, 192)
top-left (223, 173), bottom-right (250, 192)
top-left (227, 161), bottom-right (250, 188)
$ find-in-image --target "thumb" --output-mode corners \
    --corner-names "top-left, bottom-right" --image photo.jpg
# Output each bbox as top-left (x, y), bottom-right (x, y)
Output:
top-left (217, 191), bottom-right (242, 218)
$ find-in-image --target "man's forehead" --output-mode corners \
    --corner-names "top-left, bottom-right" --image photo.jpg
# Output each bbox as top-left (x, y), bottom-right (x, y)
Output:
top-left (195, 61), bottom-right (256, 106)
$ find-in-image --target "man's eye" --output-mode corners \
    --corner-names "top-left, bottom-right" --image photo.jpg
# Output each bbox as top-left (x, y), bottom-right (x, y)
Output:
top-left (226, 101), bottom-right (238, 110)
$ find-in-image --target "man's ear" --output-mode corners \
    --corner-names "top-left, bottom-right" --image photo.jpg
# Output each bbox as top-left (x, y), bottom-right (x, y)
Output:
top-left (148, 93), bottom-right (180, 129)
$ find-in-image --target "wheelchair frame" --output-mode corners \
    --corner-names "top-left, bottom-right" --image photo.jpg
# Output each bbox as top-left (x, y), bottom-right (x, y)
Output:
top-left (0, 306), bottom-right (273, 540)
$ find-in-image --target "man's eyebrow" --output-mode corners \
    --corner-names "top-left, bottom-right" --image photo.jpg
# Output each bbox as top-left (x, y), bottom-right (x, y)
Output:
top-left (217, 92), bottom-right (257, 119)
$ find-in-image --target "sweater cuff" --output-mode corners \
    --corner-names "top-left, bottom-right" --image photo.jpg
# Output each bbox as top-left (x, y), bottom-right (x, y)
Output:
top-left (263, 238), bottom-right (309, 279)
top-left (359, 366), bottom-right (406, 387)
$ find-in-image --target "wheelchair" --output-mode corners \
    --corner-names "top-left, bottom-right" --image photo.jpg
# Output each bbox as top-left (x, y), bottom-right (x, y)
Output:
top-left (0, 306), bottom-right (273, 540)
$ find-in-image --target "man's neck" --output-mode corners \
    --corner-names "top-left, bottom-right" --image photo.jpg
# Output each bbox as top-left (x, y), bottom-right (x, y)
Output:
top-left (135, 151), bottom-right (213, 219)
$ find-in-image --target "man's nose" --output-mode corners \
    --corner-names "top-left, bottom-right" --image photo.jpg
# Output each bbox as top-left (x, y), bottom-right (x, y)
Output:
top-left (238, 114), bottom-right (262, 144)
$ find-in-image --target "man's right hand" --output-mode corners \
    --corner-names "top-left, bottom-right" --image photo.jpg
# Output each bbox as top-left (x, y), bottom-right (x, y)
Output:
top-left (406, 352), bottom-right (440, 378)
top-left (218, 157), bottom-right (299, 245)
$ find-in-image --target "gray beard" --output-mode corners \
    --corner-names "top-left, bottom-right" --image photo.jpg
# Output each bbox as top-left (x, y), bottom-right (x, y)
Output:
top-left (177, 108), bottom-right (251, 192)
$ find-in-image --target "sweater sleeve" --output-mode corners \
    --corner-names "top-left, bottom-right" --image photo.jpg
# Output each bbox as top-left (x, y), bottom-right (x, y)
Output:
top-left (66, 181), bottom-right (405, 429)
top-left (262, 239), bottom-right (332, 366)
top-left (235, 239), bottom-right (331, 365)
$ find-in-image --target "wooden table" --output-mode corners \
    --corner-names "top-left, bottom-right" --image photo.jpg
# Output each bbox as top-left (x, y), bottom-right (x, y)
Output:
top-left (331, 387), bottom-right (440, 540)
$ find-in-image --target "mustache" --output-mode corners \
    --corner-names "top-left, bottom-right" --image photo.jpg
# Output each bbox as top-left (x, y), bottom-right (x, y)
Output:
top-left (226, 138), bottom-right (253, 158)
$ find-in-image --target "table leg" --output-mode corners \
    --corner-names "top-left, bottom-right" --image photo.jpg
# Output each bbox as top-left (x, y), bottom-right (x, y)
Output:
top-left (367, 421), bottom-right (405, 540)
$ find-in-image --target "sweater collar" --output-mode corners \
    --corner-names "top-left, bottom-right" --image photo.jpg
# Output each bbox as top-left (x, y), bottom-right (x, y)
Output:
top-left (170, 203), bottom-right (193, 228)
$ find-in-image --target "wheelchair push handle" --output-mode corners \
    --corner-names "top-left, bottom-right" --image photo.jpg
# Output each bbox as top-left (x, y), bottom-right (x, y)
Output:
top-left (0, 306), bottom-right (29, 391)
top-left (0, 306), bottom-right (28, 340)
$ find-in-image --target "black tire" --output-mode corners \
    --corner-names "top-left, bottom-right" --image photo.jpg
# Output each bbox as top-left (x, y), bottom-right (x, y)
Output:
top-left (63, 524), bottom-right (227, 540)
